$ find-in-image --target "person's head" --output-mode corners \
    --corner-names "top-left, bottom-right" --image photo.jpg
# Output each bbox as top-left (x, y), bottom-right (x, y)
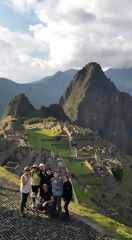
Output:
top-left (32, 164), bottom-right (38, 172)
top-left (24, 167), bottom-right (30, 175)
top-left (46, 168), bottom-right (52, 175)
top-left (42, 184), bottom-right (48, 191)
top-left (39, 163), bottom-right (45, 172)
top-left (63, 175), bottom-right (69, 183)
top-left (54, 171), bottom-right (59, 178)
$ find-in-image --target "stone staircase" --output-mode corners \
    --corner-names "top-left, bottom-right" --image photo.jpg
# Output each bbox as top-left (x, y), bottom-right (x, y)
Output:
top-left (14, 151), bottom-right (39, 176)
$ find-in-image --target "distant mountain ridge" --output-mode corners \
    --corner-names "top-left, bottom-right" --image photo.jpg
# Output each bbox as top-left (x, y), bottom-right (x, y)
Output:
top-left (3, 93), bottom-right (68, 122)
top-left (0, 66), bottom-right (132, 116)
top-left (105, 68), bottom-right (132, 96)
top-left (0, 69), bottom-right (77, 115)
top-left (60, 62), bottom-right (132, 155)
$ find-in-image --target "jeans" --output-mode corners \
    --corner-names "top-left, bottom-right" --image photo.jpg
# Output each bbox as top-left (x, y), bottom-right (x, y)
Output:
top-left (20, 192), bottom-right (29, 213)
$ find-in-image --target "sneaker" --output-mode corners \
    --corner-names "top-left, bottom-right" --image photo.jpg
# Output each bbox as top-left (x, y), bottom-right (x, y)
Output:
top-left (31, 203), bottom-right (36, 209)
top-left (45, 215), bottom-right (50, 220)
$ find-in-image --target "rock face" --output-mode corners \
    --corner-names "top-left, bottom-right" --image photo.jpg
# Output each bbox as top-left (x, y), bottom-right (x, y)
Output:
top-left (60, 62), bottom-right (132, 155)
top-left (3, 94), bottom-right (37, 118)
top-left (3, 93), bottom-right (68, 122)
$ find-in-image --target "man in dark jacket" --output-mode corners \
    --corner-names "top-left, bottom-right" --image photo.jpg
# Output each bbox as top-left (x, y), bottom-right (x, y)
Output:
top-left (62, 176), bottom-right (72, 219)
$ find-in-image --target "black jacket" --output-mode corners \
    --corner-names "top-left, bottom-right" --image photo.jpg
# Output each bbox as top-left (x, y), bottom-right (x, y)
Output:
top-left (62, 181), bottom-right (72, 201)
top-left (40, 172), bottom-right (51, 187)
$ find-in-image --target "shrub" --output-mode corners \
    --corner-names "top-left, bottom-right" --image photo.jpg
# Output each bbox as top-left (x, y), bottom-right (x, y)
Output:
top-left (112, 166), bottom-right (123, 181)
top-left (56, 136), bottom-right (62, 141)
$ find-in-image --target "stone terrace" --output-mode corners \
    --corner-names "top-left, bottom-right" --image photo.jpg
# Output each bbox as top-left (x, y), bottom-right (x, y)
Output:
top-left (0, 179), bottom-right (114, 240)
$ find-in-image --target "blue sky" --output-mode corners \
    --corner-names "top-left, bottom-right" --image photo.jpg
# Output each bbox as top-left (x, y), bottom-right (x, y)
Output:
top-left (0, 0), bottom-right (132, 83)
top-left (0, 2), bottom-right (38, 33)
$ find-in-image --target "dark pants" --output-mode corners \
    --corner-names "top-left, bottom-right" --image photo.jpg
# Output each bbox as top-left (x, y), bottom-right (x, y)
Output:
top-left (54, 196), bottom-right (61, 215)
top-left (64, 200), bottom-right (71, 217)
top-left (21, 193), bottom-right (29, 213)
top-left (44, 202), bottom-right (57, 218)
top-left (31, 185), bottom-right (39, 203)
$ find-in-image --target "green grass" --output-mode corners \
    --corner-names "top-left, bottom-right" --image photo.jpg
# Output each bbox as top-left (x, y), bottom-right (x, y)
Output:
top-left (72, 180), bottom-right (98, 209)
top-left (0, 167), bottom-right (20, 185)
top-left (64, 159), bottom-right (93, 175)
top-left (27, 128), bottom-right (72, 158)
top-left (70, 202), bottom-right (132, 240)
top-left (27, 128), bottom-right (93, 176)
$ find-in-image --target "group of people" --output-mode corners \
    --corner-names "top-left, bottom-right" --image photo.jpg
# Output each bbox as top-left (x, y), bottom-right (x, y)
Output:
top-left (20, 163), bottom-right (73, 219)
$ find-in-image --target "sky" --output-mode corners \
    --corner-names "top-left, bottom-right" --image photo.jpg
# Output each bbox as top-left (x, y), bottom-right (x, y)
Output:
top-left (0, 0), bottom-right (132, 83)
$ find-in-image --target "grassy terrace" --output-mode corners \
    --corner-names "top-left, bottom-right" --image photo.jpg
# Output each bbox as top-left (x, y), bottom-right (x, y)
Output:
top-left (64, 159), bottom-right (93, 175)
top-left (0, 166), bottom-right (132, 240)
top-left (26, 127), bottom-right (99, 209)
top-left (26, 128), bottom-right (71, 157)
top-left (0, 167), bottom-right (20, 185)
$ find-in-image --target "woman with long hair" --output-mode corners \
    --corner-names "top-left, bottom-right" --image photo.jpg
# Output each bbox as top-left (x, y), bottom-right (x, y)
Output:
top-left (62, 175), bottom-right (73, 219)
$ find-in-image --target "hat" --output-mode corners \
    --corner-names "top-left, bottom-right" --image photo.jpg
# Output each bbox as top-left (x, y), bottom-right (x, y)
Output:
top-left (24, 167), bottom-right (30, 171)
top-left (32, 164), bottom-right (38, 168)
top-left (39, 163), bottom-right (45, 168)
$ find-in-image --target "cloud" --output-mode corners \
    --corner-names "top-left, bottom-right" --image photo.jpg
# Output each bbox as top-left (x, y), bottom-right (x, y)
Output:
top-left (7, 0), bottom-right (39, 13)
top-left (0, 26), bottom-right (53, 82)
top-left (0, 0), bottom-right (132, 82)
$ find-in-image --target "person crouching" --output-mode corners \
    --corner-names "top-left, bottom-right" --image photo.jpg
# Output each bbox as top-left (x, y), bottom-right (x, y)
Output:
top-left (38, 184), bottom-right (56, 219)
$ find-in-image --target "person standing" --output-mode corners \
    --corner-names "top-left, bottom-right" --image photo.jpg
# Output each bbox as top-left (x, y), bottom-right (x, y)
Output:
top-left (51, 171), bottom-right (63, 216)
top-left (20, 167), bottom-right (31, 217)
top-left (39, 163), bottom-right (52, 196)
top-left (62, 176), bottom-right (73, 219)
top-left (30, 164), bottom-right (41, 208)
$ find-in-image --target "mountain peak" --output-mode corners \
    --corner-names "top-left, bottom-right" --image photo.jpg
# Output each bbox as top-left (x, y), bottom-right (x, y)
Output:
top-left (73, 62), bottom-right (105, 86)
top-left (3, 93), bottom-right (35, 118)
top-left (60, 62), bottom-right (132, 155)
top-left (2, 94), bottom-right (69, 122)
top-left (85, 62), bottom-right (102, 70)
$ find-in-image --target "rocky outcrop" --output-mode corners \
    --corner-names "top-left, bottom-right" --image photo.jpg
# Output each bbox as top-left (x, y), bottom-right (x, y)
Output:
top-left (60, 62), bottom-right (132, 155)
top-left (3, 93), bottom-right (69, 122)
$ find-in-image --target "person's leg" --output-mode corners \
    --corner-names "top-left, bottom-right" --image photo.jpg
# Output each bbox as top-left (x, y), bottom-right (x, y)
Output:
top-left (56, 196), bottom-right (62, 215)
top-left (21, 193), bottom-right (29, 214)
top-left (31, 185), bottom-right (39, 203)
top-left (31, 186), bottom-right (36, 204)
top-left (35, 185), bottom-right (39, 196)
top-left (24, 193), bottom-right (29, 208)
top-left (64, 200), bottom-right (70, 217)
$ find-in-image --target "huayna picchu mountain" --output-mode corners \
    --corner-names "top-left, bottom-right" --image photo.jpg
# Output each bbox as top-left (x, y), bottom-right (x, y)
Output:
top-left (60, 62), bottom-right (132, 155)
top-left (3, 93), bottom-right (68, 122)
